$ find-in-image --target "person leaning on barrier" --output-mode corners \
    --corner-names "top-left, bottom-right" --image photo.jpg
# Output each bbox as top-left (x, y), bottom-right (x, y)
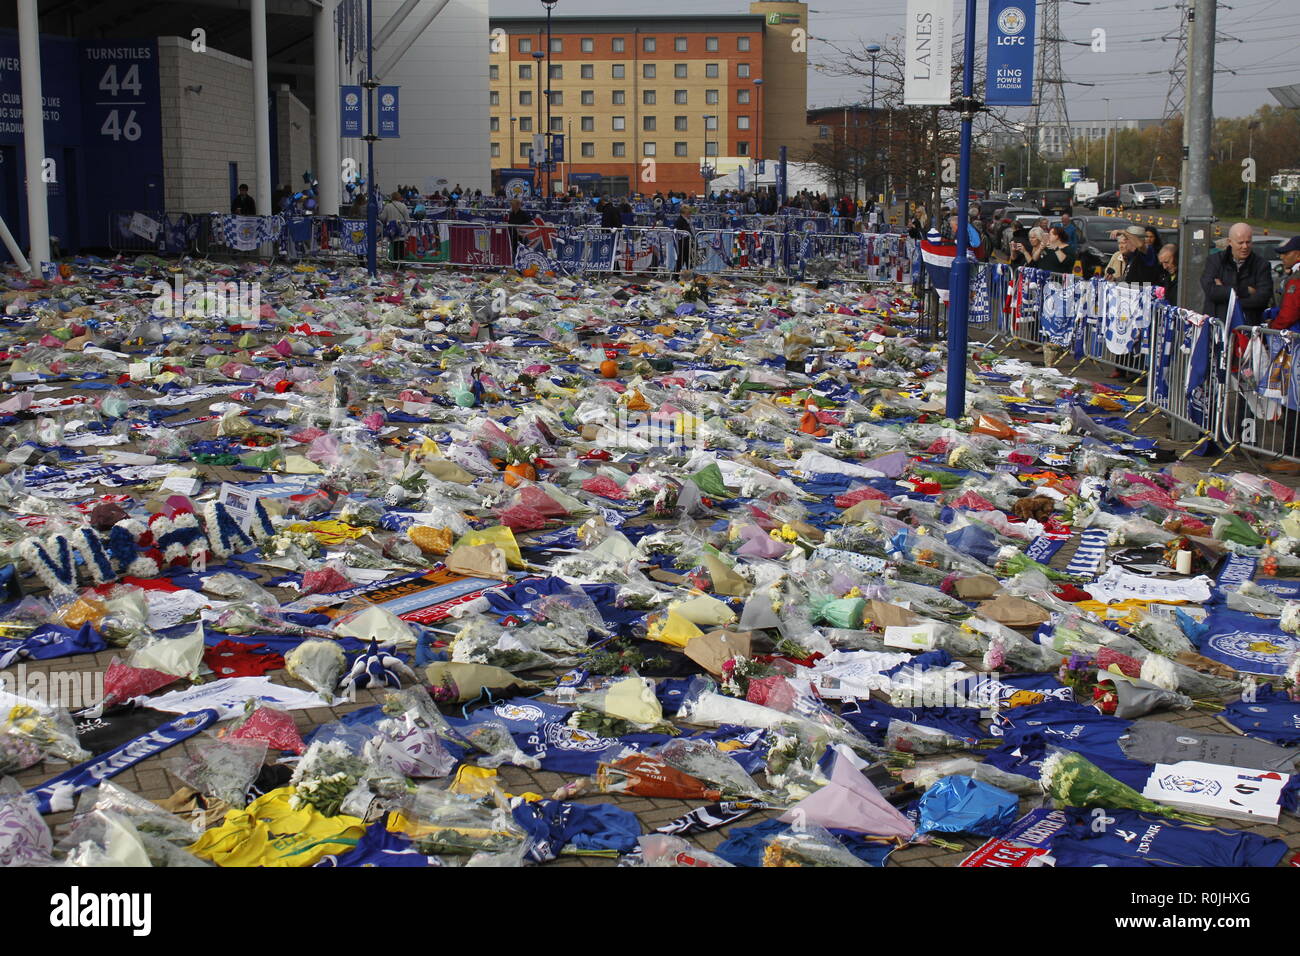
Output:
top-left (1201, 222), bottom-right (1274, 325)
top-left (671, 205), bottom-right (695, 279)
top-left (1158, 243), bottom-right (1178, 305)
top-left (1261, 236), bottom-right (1300, 473)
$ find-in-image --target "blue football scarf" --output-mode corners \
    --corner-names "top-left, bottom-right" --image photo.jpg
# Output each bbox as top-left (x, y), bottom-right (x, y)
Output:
top-left (1221, 686), bottom-right (1300, 747)
top-left (1024, 536), bottom-right (1065, 565)
top-left (1063, 528), bottom-right (1109, 579)
top-left (1215, 553), bottom-right (1257, 595)
top-left (28, 709), bottom-right (217, 813)
top-left (1183, 607), bottom-right (1300, 676)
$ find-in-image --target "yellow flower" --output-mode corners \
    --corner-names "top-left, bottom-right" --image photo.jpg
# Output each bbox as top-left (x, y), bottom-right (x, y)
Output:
top-left (844, 586), bottom-right (862, 599)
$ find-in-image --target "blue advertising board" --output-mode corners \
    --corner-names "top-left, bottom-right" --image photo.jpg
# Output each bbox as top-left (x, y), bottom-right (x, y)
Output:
top-left (377, 85), bottom-right (398, 138)
top-left (340, 85), bottom-right (362, 137)
top-left (985, 0), bottom-right (1036, 106)
top-left (550, 133), bottom-right (563, 163)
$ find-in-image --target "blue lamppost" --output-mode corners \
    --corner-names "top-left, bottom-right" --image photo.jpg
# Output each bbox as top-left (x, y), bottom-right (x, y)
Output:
top-left (945, 0), bottom-right (979, 419)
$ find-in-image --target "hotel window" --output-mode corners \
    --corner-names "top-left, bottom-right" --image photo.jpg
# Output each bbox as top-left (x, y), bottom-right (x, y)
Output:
top-left (738, 63), bottom-right (751, 78)
top-left (674, 141), bottom-right (688, 156)
top-left (550, 38), bottom-right (562, 53)
top-left (643, 142), bottom-right (656, 156)
top-left (705, 63), bottom-right (719, 78)
top-left (518, 38), bottom-right (531, 53)
top-left (491, 143), bottom-right (500, 157)
top-left (489, 65), bottom-right (499, 81)
top-left (674, 90), bottom-right (688, 105)
top-left (490, 117), bottom-right (500, 131)
top-left (737, 89), bottom-right (750, 104)
top-left (519, 64), bottom-right (531, 80)
top-left (737, 36), bottom-right (750, 51)
top-left (612, 141), bottom-right (626, 156)
top-left (612, 116), bottom-right (626, 131)
top-left (489, 91), bottom-right (499, 106)
top-left (737, 115), bottom-right (750, 129)
top-left (581, 90), bottom-right (594, 105)
top-left (612, 64), bottom-right (625, 79)
top-left (643, 64), bottom-right (656, 79)
top-left (674, 63), bottom-right (687, 78)
top-left (581, 142), bottom-right (595, 157)
top-left (705, 89), bottom-right (718, 105)
top-left (675, 37), bottom-right (688, 52)
top-left (674, 115), bottom-right (688, 131)
top-left (704, 115), bottom-right (718, 130)
top-left (643, 37), bottom-right (656, 52)
top-left (550, 116), bottom-right (563, 132)
top-left (737, 141), bottom-right (749, 155)
top-left (612, 37), bottom-right (625, 52)
top-left (705, 141), bottom-right (718, 156)
top-left (520, 143), bottom-right (530, 157)
top-left (550, 91), bottom-right (563, 106)
top-left (519, 117), bottom-right (532, 131)
top-left (643, 115), bottom-right (656, 131)
top-left (819, 125), bottom-right (829, 138)
top-left (612, 90), bottom-right (625, 105)
top-left (581, 38), bottom-right (594, 53)
top-left (643, 90), bottom-right (656, 105)
top-left (519, 91), bottom-right (531, 106)
top-left (705, 36), bottom-right (718, 51)
top-left (581, 116), bottom-right (594, 131)
top-left (549, 65), bottom-right (562, 80)
top-left (581, 64), bottom-right (593, 79)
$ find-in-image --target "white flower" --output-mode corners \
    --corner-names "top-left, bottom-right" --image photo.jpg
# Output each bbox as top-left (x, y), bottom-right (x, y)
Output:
top-left (1280, 603), bottom-right (1300, 636)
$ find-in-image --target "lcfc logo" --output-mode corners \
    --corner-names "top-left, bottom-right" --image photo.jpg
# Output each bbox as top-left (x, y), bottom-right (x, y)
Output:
top-left (998, 7), bottom-right (1027, 35)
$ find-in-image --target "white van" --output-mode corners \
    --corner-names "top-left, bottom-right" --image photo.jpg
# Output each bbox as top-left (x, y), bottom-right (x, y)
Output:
top-left (1072, 179), bottom-right (1099, 204)
top-left (1118, 182), bottom-right (1161, 209)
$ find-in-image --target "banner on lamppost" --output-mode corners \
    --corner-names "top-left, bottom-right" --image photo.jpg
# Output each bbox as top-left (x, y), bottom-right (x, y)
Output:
top-left (985, 0), bottom-right (1036, 106)
top-left (377, 86), bottom-right (399, 137)
top-left (340, 85), bottom-right (362, 137)
top-left (903, 0), bottom-right (953, 105)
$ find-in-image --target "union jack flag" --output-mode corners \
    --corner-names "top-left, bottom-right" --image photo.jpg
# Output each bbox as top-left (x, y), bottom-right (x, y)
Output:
top-left (523, 216), bottom-right (556, 252)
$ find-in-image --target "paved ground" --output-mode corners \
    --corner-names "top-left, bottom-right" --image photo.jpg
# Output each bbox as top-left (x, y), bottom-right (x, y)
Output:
top-left (7, 326), bottom-right (1300, 868)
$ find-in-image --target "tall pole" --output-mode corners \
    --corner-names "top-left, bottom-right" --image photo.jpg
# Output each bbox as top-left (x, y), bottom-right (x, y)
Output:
top-left (946, 0), bottom-right (978, 420)
top-left (251, 0), bottom-right (273, 219)
top-left (314, 0), bottom-right (341, 216)
top-left (364, 0), bottom-right (378, 277)
top-left (533, 50), bottom-right (543, 196)
top-left (868, 44), bottom-right (880, 205)
top-left (16, 0), bottom-right (49, 273)
top-left (543, 0), bottom-right (555, 199)
top-left (1180, 0), bottom-right (1216, 312)
top-left (1245, 122), bottom-right (1257, 219)
top-left (1114, 117), bottom-right (1121, 191)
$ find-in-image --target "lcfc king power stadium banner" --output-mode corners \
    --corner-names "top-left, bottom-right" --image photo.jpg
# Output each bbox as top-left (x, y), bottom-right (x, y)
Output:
top-left (986, 0), bottom-right (1037, 106)
top-left (904, 0), bottom-right (954, 105)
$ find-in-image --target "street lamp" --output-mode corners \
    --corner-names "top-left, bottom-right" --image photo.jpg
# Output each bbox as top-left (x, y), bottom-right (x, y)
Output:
top-left (866, 43), bottom-right (881, 206)
top-left (1102, 97), bottom-right (1110, 192)
top-left (531, 49), bottom-right (544, 196)
top-left (541, 0), bottom-right (558, 199)
top-left (753, 77), bottom-right (764, 178)
top-left (701, 114), bottom-right (715, 197)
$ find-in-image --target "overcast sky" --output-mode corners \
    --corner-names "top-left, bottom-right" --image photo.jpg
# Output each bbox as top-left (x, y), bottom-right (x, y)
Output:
top-left (491, 0), bottom-right (1298, 121)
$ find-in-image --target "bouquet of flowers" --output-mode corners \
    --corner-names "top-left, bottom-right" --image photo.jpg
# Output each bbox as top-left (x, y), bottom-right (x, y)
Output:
top-left (654, 738), bottom-right (767, 801)
top-left (460, 718), bottom-right (541, 771)
top-left (166, 735), bottom-right (268, 810)
top-left (0, 728), bottom-right (42, 774)
top-left (1038, 747), bottom-right (1213, 824)
top-left (288, 739), bottom-right (371, 817)
top-left (884, 719), bottom-right (998, 757)
top-left (2, 701), bottom-right (88, 765)
top-left (284, 638), bottom-right (347, 702)
top-left (761, 824), bottom-right (870, 867)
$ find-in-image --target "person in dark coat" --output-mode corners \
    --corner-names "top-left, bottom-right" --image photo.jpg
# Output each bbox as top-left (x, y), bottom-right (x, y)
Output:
top-left (671, 204), bottom-right (695, 278)
top-left (504, 198), bottom-right (531, 255)
top-left (1200, 222), bottom-right (1274, 325)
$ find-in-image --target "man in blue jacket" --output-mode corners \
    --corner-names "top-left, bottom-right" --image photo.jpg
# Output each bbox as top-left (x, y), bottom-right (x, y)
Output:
top-left (1200, 222), bottom-right (1274, 324)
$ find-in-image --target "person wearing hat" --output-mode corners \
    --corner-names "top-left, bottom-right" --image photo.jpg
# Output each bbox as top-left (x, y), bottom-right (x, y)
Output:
top-left (1267, 235), bottom-right (1300, 331)
top-left (1106, 225), bottom-right (1164, 284)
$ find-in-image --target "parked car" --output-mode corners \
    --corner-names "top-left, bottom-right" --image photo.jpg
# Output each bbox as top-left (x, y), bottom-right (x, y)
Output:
top-left (1007, 188), bottom-right (1027, 201)
top-left (1118, 182), bottom-right (1162, 209)
top-left (976, 199), bottom-right (1012, 221)
top-left (1085, 190), bottom-right (1121, 209)
top-left (1039, 188), bottom-right (1075, 216)
top-left (1073, 215), bottom-right (1137, 263)
top-left (1157, 186), bottom-right (1178, 206)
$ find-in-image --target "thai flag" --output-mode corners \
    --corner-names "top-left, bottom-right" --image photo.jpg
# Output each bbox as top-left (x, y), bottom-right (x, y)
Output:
top-left (921, 229), bottom-right (957, 304)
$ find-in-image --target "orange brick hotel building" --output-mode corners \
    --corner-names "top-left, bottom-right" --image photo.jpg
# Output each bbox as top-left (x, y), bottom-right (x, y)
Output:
top-left (488, 1), bottom-right (812, 196)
